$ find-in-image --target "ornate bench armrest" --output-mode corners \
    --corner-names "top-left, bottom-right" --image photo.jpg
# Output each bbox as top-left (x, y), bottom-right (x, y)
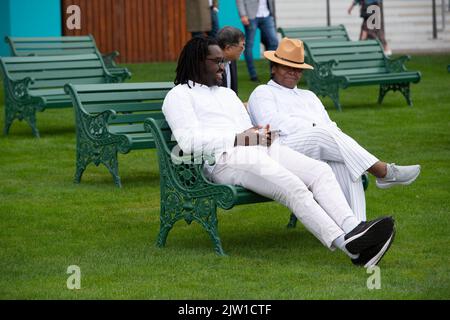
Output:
top-left (101, 51), bottom-right (120, 68)
top-left (75, 108), bottom-right (130, 151)
top-left (315, 59), bottom-right (339, 80)
top-left (104, 67), bottom-right (132, 83)
top-left (6, 77), bottom-right (34, 100)
top-left (144, 118), bottom-right (238, 210)
top-left (385, 55), bottom-right (410, 73)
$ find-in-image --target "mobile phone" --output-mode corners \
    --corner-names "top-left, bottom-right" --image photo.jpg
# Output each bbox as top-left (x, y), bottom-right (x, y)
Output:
top-left (258, 128), bottom-right (281, 134)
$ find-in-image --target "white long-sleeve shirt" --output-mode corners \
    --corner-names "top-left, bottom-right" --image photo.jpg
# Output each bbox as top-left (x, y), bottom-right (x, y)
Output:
top-left (248, 80), bottom-right (338, 141)
top-left (162, 81), bottom-right (253, 172)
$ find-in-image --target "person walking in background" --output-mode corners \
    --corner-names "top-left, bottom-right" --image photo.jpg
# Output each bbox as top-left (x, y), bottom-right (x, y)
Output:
top-left (348, 0), bottom-right (392, 55)
top-left (216, 26), bottom-right (245, 95)
top-left (236, 0), bottom-right (278, 82)
top-left (186, 0), bottom-right (220, 38)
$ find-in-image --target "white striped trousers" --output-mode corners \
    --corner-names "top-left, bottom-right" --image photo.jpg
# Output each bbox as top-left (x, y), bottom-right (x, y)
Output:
top-left (282, 125), bottom-right (379, 221)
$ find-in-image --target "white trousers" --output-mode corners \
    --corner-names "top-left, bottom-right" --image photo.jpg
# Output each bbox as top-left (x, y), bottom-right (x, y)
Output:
top-left (282, 125), bottom-right (379, 221)
top-left (209, 141), bottom-right (360, 249)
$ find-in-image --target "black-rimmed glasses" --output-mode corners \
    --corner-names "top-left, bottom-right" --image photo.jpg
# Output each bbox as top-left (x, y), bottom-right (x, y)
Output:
top-left (206, 58), bottom-right (225, 66)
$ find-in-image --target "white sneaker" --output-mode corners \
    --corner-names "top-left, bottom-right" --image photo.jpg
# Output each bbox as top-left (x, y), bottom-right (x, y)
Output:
top-left (376, 163), bottom-right (421, 189)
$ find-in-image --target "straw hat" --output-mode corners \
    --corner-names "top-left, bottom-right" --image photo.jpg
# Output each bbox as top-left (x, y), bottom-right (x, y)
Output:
top-left (264, 37), bottom-right (313, 70)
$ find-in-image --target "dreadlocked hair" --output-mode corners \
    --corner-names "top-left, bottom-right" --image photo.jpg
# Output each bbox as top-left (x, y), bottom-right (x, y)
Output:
top-left (175, 36), bottom-right (219, 86)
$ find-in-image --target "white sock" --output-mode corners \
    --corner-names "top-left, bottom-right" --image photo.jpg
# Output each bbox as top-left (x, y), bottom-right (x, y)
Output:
top-left (341, 216), bottom-right (360, 234)
top-left (333, 234), bottom-right (359, 259)
top-left (383, 163), bottom-right (394, 180)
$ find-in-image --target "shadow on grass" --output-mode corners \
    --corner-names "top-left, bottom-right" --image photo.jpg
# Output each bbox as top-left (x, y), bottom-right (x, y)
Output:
top-left (323, 98), bottom-right (410, 112)
top-left (74, 170), bottom-right (161, 188)
top-left (2, 125), bottom-right (75, 139)
top-left (159, 221), bottom-right (319, 255)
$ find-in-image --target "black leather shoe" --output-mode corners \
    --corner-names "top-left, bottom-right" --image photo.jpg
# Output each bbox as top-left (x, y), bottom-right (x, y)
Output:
top-left (352, 227), bottom-right (396, 268)
top-left (344, 216), bottom-right (394, 255)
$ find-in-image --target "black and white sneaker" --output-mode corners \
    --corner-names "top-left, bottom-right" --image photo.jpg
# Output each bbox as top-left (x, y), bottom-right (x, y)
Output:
top-left (344, 216), bottom-right (394, 255)
top-left (352, 227), bottom-right (396, 268)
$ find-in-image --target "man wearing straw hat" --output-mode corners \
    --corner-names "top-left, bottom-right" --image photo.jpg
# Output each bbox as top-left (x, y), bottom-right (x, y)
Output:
top-left (248, 37), bottom-right (421, 222)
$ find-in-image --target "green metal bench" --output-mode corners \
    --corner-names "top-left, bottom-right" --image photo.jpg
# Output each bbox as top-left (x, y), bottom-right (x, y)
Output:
top-left (303, 40), bottom-right (422, 110)
top-left (277, 25), bottom-right (351, 43)
top-left (4, 35), bottom-right (128, 78)
top-left (0, 53), bottom-right (131, 137)
top-left (144, 117), bottom-right (272, 255)
top-left (64, 82), bottom-right (174, 187)
top-left (143, 117), bottom-right (369, 255)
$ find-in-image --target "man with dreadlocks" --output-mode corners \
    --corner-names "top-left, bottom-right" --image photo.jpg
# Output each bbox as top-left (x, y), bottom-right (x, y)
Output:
top-left (162, 36), bottom-right (395, 268)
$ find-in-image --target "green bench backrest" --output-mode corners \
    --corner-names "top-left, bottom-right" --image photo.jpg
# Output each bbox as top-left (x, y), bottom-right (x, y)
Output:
top-left (67, 82), bottom-right (174, 137)
top-left (278, 25), bottom-right (350, 43)
top-left (5, 35), bottom-right (99, 57)
top-left (306, 40), bottom-right (388, 75)
top-left (0, 53), bottom-right (109, 90)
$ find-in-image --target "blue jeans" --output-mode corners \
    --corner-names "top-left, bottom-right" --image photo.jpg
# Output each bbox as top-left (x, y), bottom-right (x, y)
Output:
top-left (244, 15), bottom-right (279, 79)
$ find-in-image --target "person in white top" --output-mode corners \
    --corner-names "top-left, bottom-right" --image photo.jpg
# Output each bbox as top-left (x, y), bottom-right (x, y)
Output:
top-left (236, 0), bottom-right (278, 82)
top-left (162, 36), bottom-right (395, 267)
top-left (248, 37), bottom-right (421, 222)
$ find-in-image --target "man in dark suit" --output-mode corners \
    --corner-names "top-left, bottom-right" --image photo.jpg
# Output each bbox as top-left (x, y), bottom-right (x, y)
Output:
top-left (216, 26), bottom-right (245, 95)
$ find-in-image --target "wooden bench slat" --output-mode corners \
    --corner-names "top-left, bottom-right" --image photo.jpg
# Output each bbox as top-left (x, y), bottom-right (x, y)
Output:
top-left (77, 90), bottom-right (169, 103)
top-left (71, 82), bottom-right (174, 92)
top-left (278, 25), bottom-right (350, 42)
top-left (31, 77), bottom-right (108, 89)
top-left (346, 72), bottom-right (420, 82)
top-left (108, 112), bottom-right (165, 124)
top-left (334, 68), bottom-right (389, 76)
top-left (12, 68), bottom-right (105, 80)
top-left (332, 60), bottom-right (386, 69)
top-left (309, 40), bottom-right (379, 48)
top-left (14, 42), bottom-right (96, 49)
top-left (314, 52), bottom-right (385, 63)
top-left (5, 60), bottom-right (103, 72)
top-left (2, 53), bottom-right (99, 63)
top-left (83, 101), bottom-right (164, 113)
top-left (108, 123), bottom-right (145, 134)
top-left (282, 31), bottom-right (348, 38)
top-left (312, 46), bottom-right (383, 56)
top-left (13, 49), bottom-right (99, 56)
top-left (8, 36), bottom-right (93, 42)
top-left (110, 124), bottom-right (173, 137)
top-left (28, 88), bottom-right (66, 96)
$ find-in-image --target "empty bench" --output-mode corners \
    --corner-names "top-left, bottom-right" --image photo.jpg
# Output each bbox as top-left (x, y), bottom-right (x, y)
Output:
top-left (5, 35), bottom-right (129, 79)
top-left (0, 53), bottom-right (131, 137)
top-left (64, 82), bottom-right (174, 187)
top-left (303, 40), bottom-right (421, 110)
top-left (144, 117), bottom-right (369, 255)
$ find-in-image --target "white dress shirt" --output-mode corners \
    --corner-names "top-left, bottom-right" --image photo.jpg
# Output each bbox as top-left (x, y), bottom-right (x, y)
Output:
top-left (247, 80), bottom-right (338, 141)
top-left (225, 61), bottom-right (232, 89)
top-left (256, 0), bottom-right (270, 18)
top-left (162, 81), bottom-right (253, 172)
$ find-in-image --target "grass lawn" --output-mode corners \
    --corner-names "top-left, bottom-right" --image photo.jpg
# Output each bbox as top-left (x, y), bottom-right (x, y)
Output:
top-left (0, 55), bottom-right (449, 299)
